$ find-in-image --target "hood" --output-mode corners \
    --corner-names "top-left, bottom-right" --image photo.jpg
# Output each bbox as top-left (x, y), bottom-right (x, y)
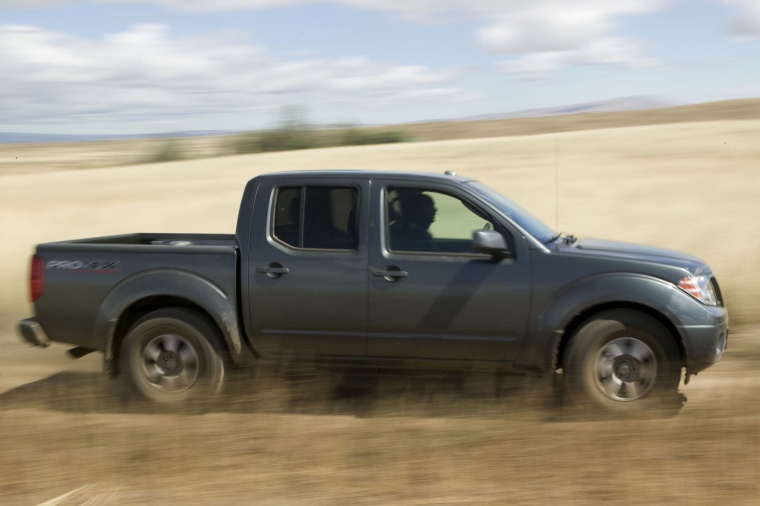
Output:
top-left (569, 238), bottom-right (707, 274)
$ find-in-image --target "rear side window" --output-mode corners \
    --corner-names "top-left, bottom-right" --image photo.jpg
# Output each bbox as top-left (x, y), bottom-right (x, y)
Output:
top-left (273, 186), bottom-right (358, 250)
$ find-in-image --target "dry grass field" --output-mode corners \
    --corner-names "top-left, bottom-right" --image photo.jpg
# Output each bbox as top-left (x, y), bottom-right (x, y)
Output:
top-left (1, 103), bottom-right (759, 504)
top-left (0, 329), bottom-right (758, 505)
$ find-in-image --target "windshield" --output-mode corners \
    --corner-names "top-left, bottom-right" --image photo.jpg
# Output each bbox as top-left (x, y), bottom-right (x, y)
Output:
top-left (466, 181), bottom-right (557, 243)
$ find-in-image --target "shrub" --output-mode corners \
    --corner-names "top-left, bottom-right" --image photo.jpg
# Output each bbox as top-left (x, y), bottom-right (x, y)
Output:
top-left (230, 133), bottom-right (262, 155)
top-left (143, 139), bottom-right (185, 163)
top-left (340, 128), bottom-right (408, 146)
top-left (228, 125), bottom-right (411, 155)
top-left (257, 128), bottom-right (318, 152)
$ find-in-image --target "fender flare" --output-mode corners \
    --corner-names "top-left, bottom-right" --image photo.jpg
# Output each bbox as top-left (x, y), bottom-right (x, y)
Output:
top-left (93, 269), bottom-right (243, 375)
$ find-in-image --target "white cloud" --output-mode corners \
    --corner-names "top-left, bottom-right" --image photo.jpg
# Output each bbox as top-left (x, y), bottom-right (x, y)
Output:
top-left (473, 1), bottom-right (665, 76)
top-left (9, 0), bottom-right (734, 129)
top-left (1, 1), bottom-right (672, 78)
top-left (0, 24), bottom-right (466, 128)
top-left (143, 0), bottom-right (668, 75)
top-left (0, 0), bottom-right (501, 15)
top-left (499, 37), bottom-right (657, 77)
top-left (576, 36), bottom-right (657, 68)
top-left (723, 0), bottom-right (760, 38)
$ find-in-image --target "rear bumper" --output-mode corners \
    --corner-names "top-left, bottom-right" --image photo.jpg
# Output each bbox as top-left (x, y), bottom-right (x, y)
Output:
top-left (17, 317), bottom-right (50, 347)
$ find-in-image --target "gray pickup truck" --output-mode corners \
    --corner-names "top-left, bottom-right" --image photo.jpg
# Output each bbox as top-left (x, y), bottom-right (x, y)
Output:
top-left (18, 171), bottom-right (728, 412)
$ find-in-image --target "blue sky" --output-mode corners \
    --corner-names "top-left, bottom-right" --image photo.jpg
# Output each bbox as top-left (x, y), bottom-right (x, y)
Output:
top-left (1, 0), bottom-right (759, 134)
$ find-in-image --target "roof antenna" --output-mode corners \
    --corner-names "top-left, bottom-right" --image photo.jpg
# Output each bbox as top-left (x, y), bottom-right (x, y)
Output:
top-left (554, 137), bottom-right (559, 232)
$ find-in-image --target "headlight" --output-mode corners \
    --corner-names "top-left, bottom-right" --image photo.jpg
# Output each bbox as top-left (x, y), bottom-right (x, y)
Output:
top-left (678, 274), bottom-right (718, 306)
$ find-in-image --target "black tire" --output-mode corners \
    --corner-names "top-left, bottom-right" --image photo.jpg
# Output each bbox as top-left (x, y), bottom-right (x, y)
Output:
top-left (119, 308), bottom-right (226, 406)
top-left (564, 310), bottom-right (682, 414)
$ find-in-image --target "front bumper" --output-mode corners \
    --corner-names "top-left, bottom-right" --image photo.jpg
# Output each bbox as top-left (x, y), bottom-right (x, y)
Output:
top-left (17, 317), bottom-right (50, 348)
top-left (680, 305), bottom-right (729, 375)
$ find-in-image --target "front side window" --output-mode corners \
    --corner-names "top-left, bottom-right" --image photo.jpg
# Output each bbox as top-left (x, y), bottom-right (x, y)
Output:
top-left (273, 186), bottom-right (358, 250)
top-left (387, 188), bottom-right (498, 253)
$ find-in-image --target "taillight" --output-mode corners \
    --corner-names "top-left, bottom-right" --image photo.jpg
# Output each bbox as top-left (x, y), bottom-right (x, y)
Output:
top-left (30, 255), bottom-right (44, 302)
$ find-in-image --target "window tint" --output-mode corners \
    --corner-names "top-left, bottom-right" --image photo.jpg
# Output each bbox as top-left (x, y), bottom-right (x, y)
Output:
top-left (387, 188), bottom-right (498, 253)
top-left (274, 186), bottom-right (358, 250)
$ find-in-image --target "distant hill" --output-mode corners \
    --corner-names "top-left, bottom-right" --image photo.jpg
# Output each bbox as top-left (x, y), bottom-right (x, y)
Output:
top-left (2, 97), bottom-right (759, 174)
top-left (0, 130), bottom-right (233, 144)
top-left (373, 97), bottom-right (760, 142)
top-left (3, 95), bottom-right (747, 144)
top-left (448, 96), bottom-right (672, 122)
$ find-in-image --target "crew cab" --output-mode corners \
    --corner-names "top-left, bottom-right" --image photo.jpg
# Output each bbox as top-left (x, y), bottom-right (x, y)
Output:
top-left (18, 171), bottom-right (729, 412)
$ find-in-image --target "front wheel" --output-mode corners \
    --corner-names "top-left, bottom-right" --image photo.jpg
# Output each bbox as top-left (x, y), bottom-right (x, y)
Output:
top-left (120, 308), bottom-right (226, 406)
top-left (564, 310), bottom-right (682, 414)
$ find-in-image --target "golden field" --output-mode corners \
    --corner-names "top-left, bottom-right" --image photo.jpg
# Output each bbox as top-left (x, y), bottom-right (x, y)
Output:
top-left (2, 116), bottom-right (759, 324)
top-left (0, 105), bottom-right (759, 504)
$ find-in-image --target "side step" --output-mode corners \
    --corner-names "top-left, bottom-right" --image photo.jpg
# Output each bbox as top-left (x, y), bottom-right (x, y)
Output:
top-left (67, 347), bottom-right (96, 359)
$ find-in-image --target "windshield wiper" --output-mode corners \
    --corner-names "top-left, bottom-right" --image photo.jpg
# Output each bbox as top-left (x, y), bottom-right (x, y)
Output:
top-left (547, 232), bottom-right (577, 245)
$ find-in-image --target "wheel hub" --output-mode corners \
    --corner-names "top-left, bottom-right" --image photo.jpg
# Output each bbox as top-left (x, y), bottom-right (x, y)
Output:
top-left (140, 333), bottom-right (200, 393)
top-left (613, 357), bottom-right (639, 383)
top-left (157, 349), bottom-right (183, 375)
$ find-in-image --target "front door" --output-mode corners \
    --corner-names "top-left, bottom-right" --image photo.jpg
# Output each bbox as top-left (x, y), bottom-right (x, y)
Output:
top-left (368, 182), bottom-right (531, 362)
top-left (247, 178), bottom-right (368, 357)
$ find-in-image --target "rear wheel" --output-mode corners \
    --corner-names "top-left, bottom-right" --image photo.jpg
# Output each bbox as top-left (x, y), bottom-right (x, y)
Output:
top-left (564, 310), bottom-right (682, 414)
top-left (120, 308), bottom-right (226, 406)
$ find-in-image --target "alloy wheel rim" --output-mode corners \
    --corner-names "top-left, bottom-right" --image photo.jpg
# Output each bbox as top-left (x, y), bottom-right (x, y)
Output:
top-left (140, 333), bottom-right (200, 392)
top-left (594, 337), bottom-right (657, 401)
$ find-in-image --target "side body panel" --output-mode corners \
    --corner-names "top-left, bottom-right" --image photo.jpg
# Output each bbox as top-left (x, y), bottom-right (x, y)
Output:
top-left (243, 176), bottom-right (370, 358)
top-left (95, 269), bottom-right (243, 371)
top-left (366, 178), bottom-right (533, 362)
top-left (521, 250), bottom-right (729, 375)
top-left (33, 238), bottom-right (239, 358)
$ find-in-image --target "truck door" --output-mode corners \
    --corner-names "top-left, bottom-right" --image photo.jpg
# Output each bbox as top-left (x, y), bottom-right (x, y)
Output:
top-left (368, 182), bottom-right (531, 362)
top-left (246, 178), bottom-right (368, 357)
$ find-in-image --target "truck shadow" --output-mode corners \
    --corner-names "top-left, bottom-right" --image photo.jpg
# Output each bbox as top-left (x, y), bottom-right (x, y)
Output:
top-left (0, 368), bottom-right (565, 421)
top-left (0, 371), bottom-right (127, 414)
top-left (221, 366), bottom-right (563, 420)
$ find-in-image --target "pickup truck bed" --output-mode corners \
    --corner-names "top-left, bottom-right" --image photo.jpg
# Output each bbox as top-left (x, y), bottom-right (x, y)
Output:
top-left (29, 233), bottom-right (240, 355)
top-left (64, 232), bottom-right (237, 247)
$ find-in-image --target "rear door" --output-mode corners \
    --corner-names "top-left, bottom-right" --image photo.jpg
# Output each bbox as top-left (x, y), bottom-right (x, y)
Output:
top-left (368, 180), bottom-right (532, 361)
top-left (247, 177), bottom-right (369, 357)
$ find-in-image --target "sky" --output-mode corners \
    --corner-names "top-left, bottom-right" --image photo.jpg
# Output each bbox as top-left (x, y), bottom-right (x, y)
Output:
top-left (1, 0), bottom-right (759, 135)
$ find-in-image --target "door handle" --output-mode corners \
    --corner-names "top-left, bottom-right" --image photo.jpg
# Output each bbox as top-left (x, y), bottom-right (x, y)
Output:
top-left (372, 266), bottom-right (409, 282)
top-left (256, 263), bottom-right (290, 279)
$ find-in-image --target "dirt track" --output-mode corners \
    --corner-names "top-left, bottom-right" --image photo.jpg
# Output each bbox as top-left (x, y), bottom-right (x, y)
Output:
top-left (0, 326), bottom-right (758, 505)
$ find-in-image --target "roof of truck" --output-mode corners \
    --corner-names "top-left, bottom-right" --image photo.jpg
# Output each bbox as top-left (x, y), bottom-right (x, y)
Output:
top-left (253, 170), bottom-right (477, 184)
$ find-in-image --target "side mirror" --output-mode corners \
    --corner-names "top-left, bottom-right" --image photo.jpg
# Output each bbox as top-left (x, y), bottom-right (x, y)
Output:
top-left (472, 229), bottom-right (509, 259)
